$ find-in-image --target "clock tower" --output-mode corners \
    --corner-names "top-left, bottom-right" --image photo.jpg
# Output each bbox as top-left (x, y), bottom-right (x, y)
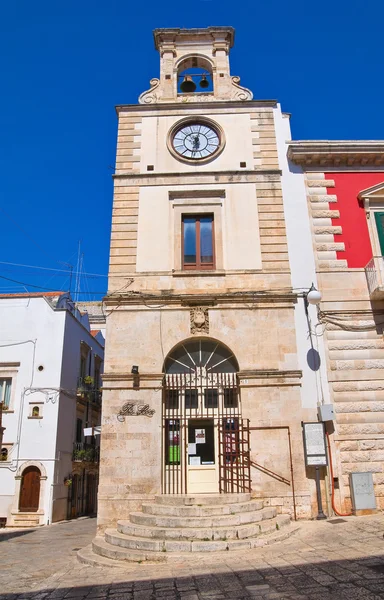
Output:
top-left (98, 28), bottom-right (314, 540)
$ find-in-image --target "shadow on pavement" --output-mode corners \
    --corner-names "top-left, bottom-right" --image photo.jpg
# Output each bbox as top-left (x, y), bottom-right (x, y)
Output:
top-left (1, 554), bottom-right (384, 599)
top-left (0, 528), bottom-right (36, 542)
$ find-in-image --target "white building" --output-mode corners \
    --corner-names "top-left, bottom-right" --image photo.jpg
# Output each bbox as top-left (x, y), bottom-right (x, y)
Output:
top-left (0, 292), bottom-right (104, 527)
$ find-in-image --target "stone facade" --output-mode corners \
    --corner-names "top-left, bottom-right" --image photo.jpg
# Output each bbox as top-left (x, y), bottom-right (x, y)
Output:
top-left (288, 147), bottom-right (384, 513)
top-left (98, 28), bottom-right (321, 533)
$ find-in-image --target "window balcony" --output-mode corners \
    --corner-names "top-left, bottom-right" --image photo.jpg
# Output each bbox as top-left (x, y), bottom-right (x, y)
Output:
top-left (365, 257), bottom-right (384, 299)
top-left (76, 377), bottom-right (102, 404)
top-left (72, 442), bottom-right (99, 463)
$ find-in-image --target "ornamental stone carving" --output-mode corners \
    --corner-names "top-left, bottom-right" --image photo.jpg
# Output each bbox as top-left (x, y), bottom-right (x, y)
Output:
top-left (138, 78), bottom-right (160, 105)
top-left (190, 306), bottom-right (209, 334)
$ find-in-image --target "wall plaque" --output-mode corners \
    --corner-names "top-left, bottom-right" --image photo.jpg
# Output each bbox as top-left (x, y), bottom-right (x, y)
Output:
top-left (117, 402), bottom-right (155, 421)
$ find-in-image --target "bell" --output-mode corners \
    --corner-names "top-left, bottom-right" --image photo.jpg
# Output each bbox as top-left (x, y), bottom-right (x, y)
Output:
top-left (199, 75), bottom-right (209, 89)
top-left (180, 75), bottom-right (196, 93)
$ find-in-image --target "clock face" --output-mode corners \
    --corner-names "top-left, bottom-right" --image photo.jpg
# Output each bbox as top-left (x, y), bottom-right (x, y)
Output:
top-left (172, 123), bottom-right (221, 160)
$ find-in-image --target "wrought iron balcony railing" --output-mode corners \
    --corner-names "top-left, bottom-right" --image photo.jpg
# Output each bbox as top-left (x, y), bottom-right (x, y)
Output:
top-left (76, 377), bottom-right (102, 404)
top-left (72, 442), bottom-right (100, 463)
top-left (365, 257), bottom-right (384, 299)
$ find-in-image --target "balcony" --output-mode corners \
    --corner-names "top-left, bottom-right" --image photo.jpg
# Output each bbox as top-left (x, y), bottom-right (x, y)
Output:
top-left (76, 377), bottom-right (102, 404)
top-left (72, 442), bottom-right (99, 463)
top-left (365, 257), bottom-right (384, 299)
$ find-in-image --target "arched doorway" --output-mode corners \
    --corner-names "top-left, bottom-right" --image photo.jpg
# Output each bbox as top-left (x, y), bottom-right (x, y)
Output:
top-left (19, 466), bottom-right (41, 512)
top-left (163, 339), bottom-right (250, 494)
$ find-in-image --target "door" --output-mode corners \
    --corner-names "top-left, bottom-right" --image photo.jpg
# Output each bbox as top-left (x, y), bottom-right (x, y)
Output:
top-left (19, 466), bottom-right (40, 512)
top-left (187, 418), bottom-right (219, 493)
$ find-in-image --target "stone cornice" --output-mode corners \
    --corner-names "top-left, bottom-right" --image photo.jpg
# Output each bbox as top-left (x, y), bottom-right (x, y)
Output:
top-left (288, 141), bottom-right (384, 167)
top-left (239, 369), bottom-right (302, 379)
top-left (115, 100), bottom-right (277, 115)
top-left (103, 290), bottom-right (297, 307)
top-left (113, 170), bottom-right (282, 184)
top-left (153, 27), bottom-right (236, 51)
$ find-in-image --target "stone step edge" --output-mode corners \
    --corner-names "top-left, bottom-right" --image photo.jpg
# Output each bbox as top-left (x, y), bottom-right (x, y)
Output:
top-left (77, 544), bottom-right (126, 568)
top-left (105, 518), bottom-right (290, 552)
top-left (154, 493), bottom-right (251, 506)
top-left (167, 523), bottom-right (300, 560)
top-left (78, 523), bottom-right (299, 567)
top-left (128, 508), bottom-right (270, 527)
top-left (92, 537), bottom-right (167, 563)
top-left (119, 509), bottom-right (278, 537)
top-left (142, 500), bottom-right (263, 516)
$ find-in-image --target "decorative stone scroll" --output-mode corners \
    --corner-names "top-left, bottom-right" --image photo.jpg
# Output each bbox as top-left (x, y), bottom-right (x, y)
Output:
top-left (190, 306), bottom-right (209, 334)
top-left (117, 402), bottom-right (155, 421)
top-left (138, 78), bottom-right (160, 104)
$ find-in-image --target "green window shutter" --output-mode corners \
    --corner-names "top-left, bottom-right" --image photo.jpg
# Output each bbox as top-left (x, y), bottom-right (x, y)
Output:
top-left (374, 212), bottom-right (384, 256)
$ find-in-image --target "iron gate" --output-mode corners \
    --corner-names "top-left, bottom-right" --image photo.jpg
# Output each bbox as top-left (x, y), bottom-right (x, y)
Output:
top-left (162, 371), bottom-right (251, 494)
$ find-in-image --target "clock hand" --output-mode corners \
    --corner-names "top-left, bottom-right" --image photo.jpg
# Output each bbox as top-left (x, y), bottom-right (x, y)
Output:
top-left (192, 135), bottom-right (200, 150)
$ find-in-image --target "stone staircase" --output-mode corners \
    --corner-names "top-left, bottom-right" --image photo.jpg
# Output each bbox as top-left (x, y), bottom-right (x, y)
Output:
top-left (10, 512), bottom-right (41, 527)
top-left (79, 493), bottom-right (294, 565)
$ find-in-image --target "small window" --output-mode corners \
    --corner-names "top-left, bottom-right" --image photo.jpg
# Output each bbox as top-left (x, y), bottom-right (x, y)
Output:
top-left (165, 390), bottom-right (179, 410)
top-left (0, 448), bottom-right (8, 462)
top-left (32, 406), bottom-right (40, 417)
top-left (224, 388), bottom-right (238, 408)
top-left (76, 418), bottom-right (83, 443)
top-left (182, 215), bottom-right (214, 270)
top-left (0, 378), bottom-right (12, 409)
top-left (185, 389), bottom-right (198, 409)
top-left (204, 388), bottom-right (218, 409)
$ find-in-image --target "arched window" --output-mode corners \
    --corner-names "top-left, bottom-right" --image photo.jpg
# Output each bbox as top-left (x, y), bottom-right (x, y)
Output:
top-left (164, 339), bottom-right (238, 374)
top-left (0, 448), bottom-right (8, 462)
top-left (32, 406), bottom-right (40, 417)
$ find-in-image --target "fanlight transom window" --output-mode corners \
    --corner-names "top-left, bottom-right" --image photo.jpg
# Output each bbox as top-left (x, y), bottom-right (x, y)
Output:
top-left (164, 339), bottom-right (238, 374)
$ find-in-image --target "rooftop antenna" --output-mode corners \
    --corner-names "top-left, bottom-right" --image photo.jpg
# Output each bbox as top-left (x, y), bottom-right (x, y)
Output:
top-left (74, 241), bottom-right (83, 302)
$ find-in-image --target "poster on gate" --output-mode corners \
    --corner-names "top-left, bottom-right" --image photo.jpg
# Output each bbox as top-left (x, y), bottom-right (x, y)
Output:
top-left (195, 429), bottom-right (206, 444)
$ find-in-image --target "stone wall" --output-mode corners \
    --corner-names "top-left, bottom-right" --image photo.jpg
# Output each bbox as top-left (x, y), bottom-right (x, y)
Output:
top-left (305, 172), bottom-right (384, 511)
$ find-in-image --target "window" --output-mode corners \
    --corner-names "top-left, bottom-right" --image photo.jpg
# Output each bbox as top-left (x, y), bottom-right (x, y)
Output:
top-left (374, 212), bottom-right (384, 255)
top-left (0, 448), bottom-right (8, 462)
top-left (76, 418), bottom-right (83, 443)
top-left (0, 378), bottom-right (11, 410)
top-left (32, 406), bottom-right (40, 417)
top-left (185, 389), bottom-right (198, 409)
top-left (204, 388), bottom-right (218, 409)
top-left (182, 215), bottom-right (214, 270)
top-left (165, 390), bottom-right (179, 410)
top-left (224, 388), bottom-right (238, 408)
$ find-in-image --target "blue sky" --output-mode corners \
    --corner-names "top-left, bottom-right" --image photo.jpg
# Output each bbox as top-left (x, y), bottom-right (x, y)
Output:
top-left (0, 0), bottom-right (383, 299)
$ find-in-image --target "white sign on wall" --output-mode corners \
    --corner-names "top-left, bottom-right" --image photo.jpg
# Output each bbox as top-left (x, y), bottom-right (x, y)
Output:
top-left (302, 422), bottom-right (327, 467)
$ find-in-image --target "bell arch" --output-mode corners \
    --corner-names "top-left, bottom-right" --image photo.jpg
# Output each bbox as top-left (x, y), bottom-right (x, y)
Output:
top-left (176, 54), bottom-right (214, 94)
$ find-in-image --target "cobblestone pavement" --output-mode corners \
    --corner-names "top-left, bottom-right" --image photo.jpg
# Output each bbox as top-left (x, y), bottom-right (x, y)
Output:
top-left (1, 515), bottom-right (384, 599)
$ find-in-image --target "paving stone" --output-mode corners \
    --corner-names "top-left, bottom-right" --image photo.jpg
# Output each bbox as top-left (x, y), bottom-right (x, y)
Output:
top-left (2, 515), bottom-right (384, 600)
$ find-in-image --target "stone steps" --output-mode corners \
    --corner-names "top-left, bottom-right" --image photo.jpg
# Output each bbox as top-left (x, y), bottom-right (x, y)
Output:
top-left (153, 493), bottom-right (251, 505)
top-left (11, 513), bottom-right (40, 528)
top-left (141, 499), bottom-right (263, 517)
top-left (130, 504), bottom-right (266, 528)
top-left (119, 507), bottom-right (277, 540)
top-left (92, 537), bottom-right (166, 563)
top-left (101, 515), bottom-right (290, 555)
top-left (78, 495), bottom-right (293, 565)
